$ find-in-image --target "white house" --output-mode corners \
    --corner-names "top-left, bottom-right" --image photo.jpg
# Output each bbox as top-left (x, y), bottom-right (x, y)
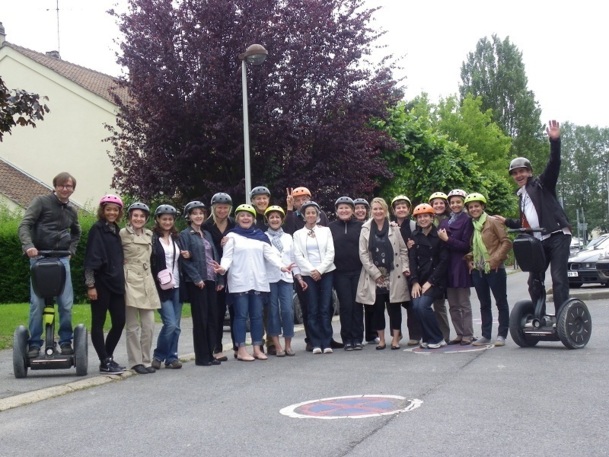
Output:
top-left (0, 22), bottom-right (127, 209)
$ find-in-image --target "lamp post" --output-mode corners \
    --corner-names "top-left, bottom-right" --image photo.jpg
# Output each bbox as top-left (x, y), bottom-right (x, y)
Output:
top-left (239, 44), bottom-right (268, 200)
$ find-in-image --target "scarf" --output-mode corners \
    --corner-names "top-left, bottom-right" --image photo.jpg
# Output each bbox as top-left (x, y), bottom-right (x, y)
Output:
top-left (229, 226), bottom-right (271, 245)
top-left (472, 212), bottom-right (491, 273)
top-left (369, 219), bottom-right (393, 273)
top-left (448, 210), bottom-right (463, 226)
top-left (266, 227), bottom-right (284, 252)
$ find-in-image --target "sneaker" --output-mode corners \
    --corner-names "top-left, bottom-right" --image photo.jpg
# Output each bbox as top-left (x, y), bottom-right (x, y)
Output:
top-left (109, 358), bottom-right (126, 370)
top-left (100, 358), bottom-right (124, 374)
top-left (427, 340), bottom-right (447, 349)
top-left (27, 346), bottom-right (40, 358)
top-left (344, 344), bottom-right (354, 351)
top-left (151, 358), bottom-right (162, 370)
top-left (353, 343), bottom-right (363, 351)
top-left (166, 359), bottom-right (182, 369)
top-left (472, 337), bottom-right (491, 346)
top-left (419, 342), bottom-right (429, 349)
top-left (312, 347), bottom-right (322, 354)
top-left (494, 336), bottom-right (506, 347)
top-left (60, 343), bottom-right (74, 355)
top-left (323, 348), bottom-right (333, 354)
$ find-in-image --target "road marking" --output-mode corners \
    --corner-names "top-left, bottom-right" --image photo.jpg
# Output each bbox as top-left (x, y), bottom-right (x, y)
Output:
top-left (280, 395), bottom-right (422, 419)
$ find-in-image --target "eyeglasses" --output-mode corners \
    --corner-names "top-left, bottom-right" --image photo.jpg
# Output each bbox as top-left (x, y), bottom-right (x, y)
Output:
top-left (57, 185), bottom-right (74, 190)
top-left (307, 229), bottom-right (316, 238)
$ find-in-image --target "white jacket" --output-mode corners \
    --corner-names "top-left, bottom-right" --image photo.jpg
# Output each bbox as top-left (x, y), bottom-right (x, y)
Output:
top-left (293, 225), bottom-right (336, 276)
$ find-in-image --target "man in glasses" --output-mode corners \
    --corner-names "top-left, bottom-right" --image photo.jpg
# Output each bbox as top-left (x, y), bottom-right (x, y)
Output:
top-left (18, 172), bottom-right (82, 358)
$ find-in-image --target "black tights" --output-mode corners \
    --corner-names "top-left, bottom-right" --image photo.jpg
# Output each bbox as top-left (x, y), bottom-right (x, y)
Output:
top-left (90, 283), bottom-right (125, 362)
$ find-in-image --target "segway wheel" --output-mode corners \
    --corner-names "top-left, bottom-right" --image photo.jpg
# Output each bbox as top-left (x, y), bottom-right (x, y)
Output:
top-left (509, 300), bottom-right (540, 348)
top-left (13, 326), bottom-right (29, 378)
top-left (74, 324), bottom-right (88, 376)
top-left (557, 298), bottom-right (592, 349)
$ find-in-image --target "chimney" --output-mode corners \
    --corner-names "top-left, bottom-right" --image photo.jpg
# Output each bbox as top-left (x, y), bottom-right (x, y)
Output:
top-left (0, 22), bottom-right (6, 46)
top-left (45, 50), bottom-right (61, 59)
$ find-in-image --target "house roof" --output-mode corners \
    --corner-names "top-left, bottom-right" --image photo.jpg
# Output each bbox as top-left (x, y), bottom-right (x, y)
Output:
top-left (0, 158), bottom-right (56, 208)
top-left (2, 42), bottom-right (129, 105)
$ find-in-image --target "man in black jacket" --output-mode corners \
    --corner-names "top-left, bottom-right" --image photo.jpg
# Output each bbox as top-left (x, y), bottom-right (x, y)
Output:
top-left (496, 120), bottom-right (572, 314)
top-left (18, 172), bottom-right (81, 357)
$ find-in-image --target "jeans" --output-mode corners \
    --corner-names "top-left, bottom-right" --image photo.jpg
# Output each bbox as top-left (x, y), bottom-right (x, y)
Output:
top-left (303, 272), bottom-right (334, 349)
top-left (154, 288), bottom-right (182, 363)
top-left (472, 268), bottom-right (509, 339)
top-left (28, 256), bottom-right (73, 348)
top-left (334, 270), bottom-right (363, 345)
top-left (232, 291), bottom-right (264, 347)
top-left (268, 280), bottom-right (295, 338)
top-left (402, 301), bottom-right (422, 341)
top-left (412, 294), bottom-right (444, 345)
top-left (530, 233), bottom-right (571, 314)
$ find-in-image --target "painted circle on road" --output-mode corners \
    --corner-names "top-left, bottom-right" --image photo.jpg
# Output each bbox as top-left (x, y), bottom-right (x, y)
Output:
top-left (406, 344), bottom-right (494, 354)
top-left (280, 395), bottom-right (422, 419)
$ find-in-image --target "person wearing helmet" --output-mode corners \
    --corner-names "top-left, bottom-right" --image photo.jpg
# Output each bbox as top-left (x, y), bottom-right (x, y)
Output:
top-left (409, 204), bottom-right (449, 349)
top-left (119, 203), bottom-right (161, 374)
top-left (264, 205), bottom-right (305, 356)
top-left (203, 193), bottom-right (236, 361)
top-left (390, 195), bottom-right (422, 346)
top-left (250, 186), bottom-right (271, 230)
top-left (438, 189), bottom-right (474, 345)
top-left (179, 201), bottom-right (226, 367)
top-left (18, 172), bottom-right (81, 359)
top-left (211, 204), bottom-right (292, 361)
top-left (353, 198), bottom-right (370, 222)
top-left (463, 194), bottom-right (512, 347)
top-left (496, 120), bottom-right (571, 315)
top-left (356, 198), bottom-right (410, 350)
top-left (284, 186), bottom-right (330, 235)
top-left (84, 194), bottom-right (127, 373)
top-left (293, 201), bottom-right (337, 354)
top-left (150, 204), bottom-right (185, 369)
top-left (427, 191), bottom-right (451, 342)
top-left (329, 197), bottom-right (364, 350)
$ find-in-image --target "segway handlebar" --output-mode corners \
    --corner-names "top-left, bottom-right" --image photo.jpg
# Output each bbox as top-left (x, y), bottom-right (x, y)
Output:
top-left (507, 228), bottom-right (546, 235)
top-left (37, 250), bottom-right (72, 258)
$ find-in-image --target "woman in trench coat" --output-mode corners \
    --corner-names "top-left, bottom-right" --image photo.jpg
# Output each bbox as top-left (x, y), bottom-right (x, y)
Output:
top-left (120, 202), bottom-right (161, 374)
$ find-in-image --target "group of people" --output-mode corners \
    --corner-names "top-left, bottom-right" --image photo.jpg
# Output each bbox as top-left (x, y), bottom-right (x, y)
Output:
top-left (18, 121), bottom-right (571, 372)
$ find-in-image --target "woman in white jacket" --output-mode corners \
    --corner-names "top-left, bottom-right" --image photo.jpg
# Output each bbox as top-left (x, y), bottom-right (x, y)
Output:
top-left (293, 201), bottom-right (336, 354)
top-left (212, 204), bottom-right (291, 362)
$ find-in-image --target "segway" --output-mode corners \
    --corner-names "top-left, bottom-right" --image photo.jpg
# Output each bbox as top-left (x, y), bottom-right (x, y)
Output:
top-left (509, 229), bottom-right (591, 349)
top-left (13, 250), bottom-right (88, 378)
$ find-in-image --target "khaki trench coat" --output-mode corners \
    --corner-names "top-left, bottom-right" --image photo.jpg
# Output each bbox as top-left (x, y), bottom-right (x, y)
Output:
top-left (356, 219), bottom-right (410, 305)
top-left (120, 226), bottom-right (161, 309)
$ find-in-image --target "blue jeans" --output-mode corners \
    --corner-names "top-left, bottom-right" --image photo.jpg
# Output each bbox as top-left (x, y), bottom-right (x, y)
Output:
top-left (303, 272), bottom-right (334, 349)
top-left (232, 291), bottom-right (263, 347)
top-left (472, 268), bottom-right (509, 339)
top-left (28, 257), bottom-right (73, 347)
top-left (153, 288), bottom-right (182, 363)
top-left (268, 281), bottom-right (295, 338)
top-left (412, 294), bottom-right (444, 345)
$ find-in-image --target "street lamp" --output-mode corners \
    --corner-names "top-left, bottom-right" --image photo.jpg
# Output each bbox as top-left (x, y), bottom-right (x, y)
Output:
top-left (239, 44), bottom-right (268, 199)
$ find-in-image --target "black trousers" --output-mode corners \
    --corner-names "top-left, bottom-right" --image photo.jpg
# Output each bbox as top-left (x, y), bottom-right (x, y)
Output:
top-left (187, 281), bottom-right (218, 365)
top-left (334, 270), bottom-right (363, 344)
top-left (90, 282), bottom-right (125, 362)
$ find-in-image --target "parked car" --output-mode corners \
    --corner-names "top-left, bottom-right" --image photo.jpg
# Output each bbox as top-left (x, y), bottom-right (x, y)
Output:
top-left (568, 235), bottom-right (609, 288)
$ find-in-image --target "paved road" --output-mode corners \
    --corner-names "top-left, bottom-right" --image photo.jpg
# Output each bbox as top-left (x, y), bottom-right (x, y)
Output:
top-left (1, 271), bottom-right (607, 457)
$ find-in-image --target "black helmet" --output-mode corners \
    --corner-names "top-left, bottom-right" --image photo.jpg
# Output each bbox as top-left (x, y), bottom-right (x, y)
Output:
top-left (183, 201), bottom-right (207, 219)
top-left (353, 198), bottom-right (370, 208)
top-left (127, 202), bottom-right (150, 215)
top-left (250, 186), bottom-right (271, 199)
top-left (509, 157), bottom-right (532, 175)
top-left (335, 196), bottom-right (354, 209)
top-left (211, 192), bottom-right (232, 205)
top-left (154, 204), bottom-right (177, 217)
top-left (301, 201), bottom-right (321, 213)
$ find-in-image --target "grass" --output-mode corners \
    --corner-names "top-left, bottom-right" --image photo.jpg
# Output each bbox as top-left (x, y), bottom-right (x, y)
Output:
top-left (0, 303), bottom-right (192, 350)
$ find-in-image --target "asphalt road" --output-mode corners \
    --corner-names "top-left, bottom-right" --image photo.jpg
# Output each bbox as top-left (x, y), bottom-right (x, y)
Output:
top-left (1, 271), bottom-right (607, 457)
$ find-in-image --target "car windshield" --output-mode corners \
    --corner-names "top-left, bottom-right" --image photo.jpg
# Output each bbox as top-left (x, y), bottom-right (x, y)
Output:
top-left (585, 236), bottom-right (609, 251)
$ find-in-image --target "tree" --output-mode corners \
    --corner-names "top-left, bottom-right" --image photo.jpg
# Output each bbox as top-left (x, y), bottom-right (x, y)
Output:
top-left (459, 35), bottom-right (545, 167)
top-left (107, 0), bottom-right (401, 210)
top-left (0, 76), bottom-right (49, 142)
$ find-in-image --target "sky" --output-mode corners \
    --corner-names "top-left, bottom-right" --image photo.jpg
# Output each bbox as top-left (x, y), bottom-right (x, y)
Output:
top-left (2, 0), bottom-right (607, 128)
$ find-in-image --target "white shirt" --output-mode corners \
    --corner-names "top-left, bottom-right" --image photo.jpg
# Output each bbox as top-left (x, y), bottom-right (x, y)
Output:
top-left (265, 232), bottom-right (300, 284)
top-left (161, 237), bottom-right (180, 288)
top-left (518, 187), bottom-right (571, 240)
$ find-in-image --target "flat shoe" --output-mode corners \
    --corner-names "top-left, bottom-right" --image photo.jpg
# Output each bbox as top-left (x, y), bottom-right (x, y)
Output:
top-left (132, 364), bottom-right (149, 374)
top-left (460, 339), bottom-right (472, 345)
top-left (448, 338), bottom-right (462, 345)
top-left (214, 355), bottom-right (228, 362)
top-left (254, 354), bottom-right (268, 361)
top-left (237, 356), bottom-right (255, 362)
top-left (285, 348), bottom-right (295, 356)
top-left (376, 344), bottom-right (386, 350)
top-left (276, 350), bottom-right (286, 357)
top-left (145, 366), bottom-right (156, 373)
top-left (391, 345), bottom-right (401, 350)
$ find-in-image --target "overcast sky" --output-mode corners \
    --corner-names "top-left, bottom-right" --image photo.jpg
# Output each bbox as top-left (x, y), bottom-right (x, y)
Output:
top-left (2, 0), bottom-right (607, 128)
